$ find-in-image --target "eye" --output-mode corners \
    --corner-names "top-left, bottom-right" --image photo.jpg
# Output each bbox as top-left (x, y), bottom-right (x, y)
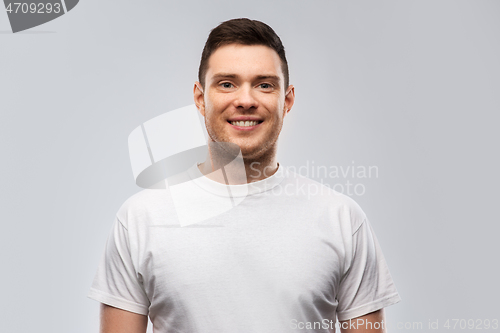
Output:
top-left (220, 82), bottom-right (234, 89)
top-left (259, 83), bottom-right (273, 89)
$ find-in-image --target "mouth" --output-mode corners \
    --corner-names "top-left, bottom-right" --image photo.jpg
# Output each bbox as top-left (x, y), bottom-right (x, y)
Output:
top-left (227, 119), bottom-right (264, 130)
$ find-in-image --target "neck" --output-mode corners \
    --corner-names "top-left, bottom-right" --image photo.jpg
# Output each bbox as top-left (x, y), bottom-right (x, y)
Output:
top-left (197, 141), bottom-right (279, 184)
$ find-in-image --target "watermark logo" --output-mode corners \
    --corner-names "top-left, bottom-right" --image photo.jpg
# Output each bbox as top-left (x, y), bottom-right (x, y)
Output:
top-left (251, 160), bottom-right (379, 197)
top-left (129, 104), bottom-right (380, 227)
top-left (129, 104), bottom-right (247, 228)
top-left (3, 0), bottom-right (79, 33)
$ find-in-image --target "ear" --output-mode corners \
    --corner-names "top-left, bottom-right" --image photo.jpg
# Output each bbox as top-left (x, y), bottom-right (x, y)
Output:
top-left (283, 85), bottom-right (295, 117)
top-left (193, 82), bottom-right (205, 117)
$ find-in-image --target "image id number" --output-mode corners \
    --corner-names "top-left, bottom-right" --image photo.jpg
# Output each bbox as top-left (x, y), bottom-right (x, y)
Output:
top-left (6, 2), bottom-right (62, 14)
top-left (444, 319), bottom-right (498, 330)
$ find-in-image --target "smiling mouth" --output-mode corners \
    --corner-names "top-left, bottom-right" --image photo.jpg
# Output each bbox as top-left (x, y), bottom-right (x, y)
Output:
top-left (228, 120), bottom-right (263, 127)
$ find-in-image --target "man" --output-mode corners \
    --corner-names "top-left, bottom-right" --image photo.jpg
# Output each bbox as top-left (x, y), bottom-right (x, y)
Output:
top-left (88, 18), bottom-right (401, 332)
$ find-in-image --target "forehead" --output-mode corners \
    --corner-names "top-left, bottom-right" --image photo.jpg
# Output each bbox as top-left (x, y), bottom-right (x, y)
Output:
top-left (206, 44), bottom-right (283, 81)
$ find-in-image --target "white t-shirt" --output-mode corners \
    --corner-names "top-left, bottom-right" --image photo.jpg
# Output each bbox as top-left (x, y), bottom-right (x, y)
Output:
top-left (88, 163), bottom-right (401, 332)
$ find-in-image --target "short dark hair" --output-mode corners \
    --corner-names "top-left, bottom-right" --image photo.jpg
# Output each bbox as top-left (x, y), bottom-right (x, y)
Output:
top-left (198, 18), bottom-right (289, 90)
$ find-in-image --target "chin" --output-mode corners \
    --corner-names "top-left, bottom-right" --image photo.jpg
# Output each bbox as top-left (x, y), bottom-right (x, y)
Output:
top-left (240, 145), bottom-right (271, 161)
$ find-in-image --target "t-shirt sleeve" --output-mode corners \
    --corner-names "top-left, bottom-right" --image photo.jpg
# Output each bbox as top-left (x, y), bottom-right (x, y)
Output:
top-left (87, 216), bottom-right (150, 315)
top-left (336, 218), bottom-right (401, 321)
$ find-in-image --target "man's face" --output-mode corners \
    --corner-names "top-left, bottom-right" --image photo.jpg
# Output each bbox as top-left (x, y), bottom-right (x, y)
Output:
top-left (194, 44), bottom-right (294, 160)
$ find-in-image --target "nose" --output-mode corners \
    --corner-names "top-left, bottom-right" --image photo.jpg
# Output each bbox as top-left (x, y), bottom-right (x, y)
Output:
top-left (233, 84), bottom-right (258, 110)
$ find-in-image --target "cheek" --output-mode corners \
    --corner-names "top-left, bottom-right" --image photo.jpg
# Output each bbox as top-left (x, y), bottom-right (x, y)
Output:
top-left (264, 96), bottom-right (283, 115)
top-left (206, 92), bottom-right (230, 108)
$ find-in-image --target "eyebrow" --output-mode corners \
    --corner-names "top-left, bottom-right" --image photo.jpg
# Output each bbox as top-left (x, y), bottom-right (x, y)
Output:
top-left (211, 73), bottom-right (281, 84)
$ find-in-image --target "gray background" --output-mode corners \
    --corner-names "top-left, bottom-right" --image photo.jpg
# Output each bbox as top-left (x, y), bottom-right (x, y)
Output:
top-left (1, 0), bottom-right (499, 332)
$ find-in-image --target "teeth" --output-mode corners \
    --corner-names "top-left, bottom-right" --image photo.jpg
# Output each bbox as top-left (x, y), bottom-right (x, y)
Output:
top-left (230, 120), bottom-right (259, 127)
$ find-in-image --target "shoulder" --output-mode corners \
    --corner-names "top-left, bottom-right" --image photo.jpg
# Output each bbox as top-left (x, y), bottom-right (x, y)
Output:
top-left (116, 187), bottom-right (171, 229)
top-left (283, 167), bottom-right (367, 233)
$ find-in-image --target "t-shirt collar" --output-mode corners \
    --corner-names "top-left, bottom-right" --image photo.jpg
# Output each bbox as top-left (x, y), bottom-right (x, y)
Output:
top-left (186, 161), bottom-right (286, 197)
